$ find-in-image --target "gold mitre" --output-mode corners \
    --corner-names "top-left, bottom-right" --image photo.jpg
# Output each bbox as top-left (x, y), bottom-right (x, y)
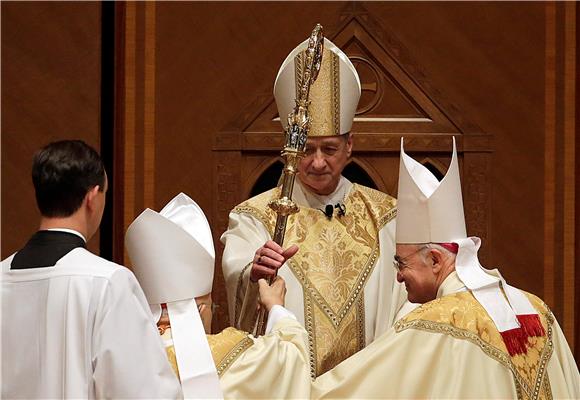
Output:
top-left (274, 37), bottom-right (361, 137)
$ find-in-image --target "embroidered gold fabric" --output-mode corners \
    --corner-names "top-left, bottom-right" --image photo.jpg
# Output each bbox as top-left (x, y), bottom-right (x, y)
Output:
top-left (162, 326), bottom-right (253, 379)
top-left (395, 291), bottom-right (554, 400)
top-left (234, 184), bottom-right (396, 377)
top-left (164, 340), bottom-right (181, 380)
top-left (295, 48), bottom-right (340, 137)
top-left (206, 327), bottom-right (254, 377)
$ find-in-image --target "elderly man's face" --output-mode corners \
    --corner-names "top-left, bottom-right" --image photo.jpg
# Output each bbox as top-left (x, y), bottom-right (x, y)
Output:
top-left (395, 244), bottom-right (439, 303)
top-left (297, 134), bottom-right (352, 195)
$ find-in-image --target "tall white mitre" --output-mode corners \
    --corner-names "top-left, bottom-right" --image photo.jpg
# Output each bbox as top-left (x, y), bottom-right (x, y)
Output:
top-left (126, 193), bottom-right (223, 399)
top-left (274, 37), bottom-right (361, 137)
top-left (397, 138), bottom-right (545, 356)
top-left (396, 138), bottom-right (466, 244)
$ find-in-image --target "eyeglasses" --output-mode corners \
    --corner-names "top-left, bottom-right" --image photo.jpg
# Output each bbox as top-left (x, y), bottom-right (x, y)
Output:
top-left (393, 246), bottom-right (427, 272)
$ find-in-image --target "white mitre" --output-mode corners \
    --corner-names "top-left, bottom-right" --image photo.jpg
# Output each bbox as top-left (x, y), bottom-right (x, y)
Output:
top-left (274, 37), bottom-right (361, 137)
top-left (396, 138), bottom-right (466, 244)
top-left (126, 193), bottom-right (223, 399)
top-left (397, 138), bottom-right (545, 356)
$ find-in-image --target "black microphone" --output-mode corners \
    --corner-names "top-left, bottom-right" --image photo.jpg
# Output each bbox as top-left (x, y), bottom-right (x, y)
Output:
top-left (323, 204), bottom-right (334, 218)
top-left (335, 203), bottom-right (346, 217)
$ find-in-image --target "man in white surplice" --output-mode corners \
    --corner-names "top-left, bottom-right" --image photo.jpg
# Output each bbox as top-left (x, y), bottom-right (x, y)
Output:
top-left (221, 37), bottom-right (406, 377)
top-left (1, 140), bottom-right (181, 399)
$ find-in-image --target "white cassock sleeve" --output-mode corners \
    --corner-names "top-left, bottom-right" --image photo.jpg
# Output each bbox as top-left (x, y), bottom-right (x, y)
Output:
top-left (221, 212), bottom-right (268, 329)
top-left (219, 317), bottom-right (312, 399)
top-left (265, 304), bottom-right (297, 334)
top-left (92, 268), bottom-right (183, 399)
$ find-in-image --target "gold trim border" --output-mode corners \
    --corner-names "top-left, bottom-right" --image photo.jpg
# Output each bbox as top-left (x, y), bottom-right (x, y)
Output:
top-left (331, 52), bottom-right (340, 135)
top-left (303, 292), bottom-right (318, 379)
top-left (395, 311), bottom-right (554, 400)
top-left (215, 336), bottom-right (254, 377)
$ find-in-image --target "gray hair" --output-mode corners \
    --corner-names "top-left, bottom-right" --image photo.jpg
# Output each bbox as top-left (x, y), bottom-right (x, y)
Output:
top-left (424, 243), bottom-right (457, 263)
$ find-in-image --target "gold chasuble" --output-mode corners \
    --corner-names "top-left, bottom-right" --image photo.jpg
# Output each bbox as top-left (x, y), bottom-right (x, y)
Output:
top-left (161, 319), bottom-right (314, 399)
top-left (312, 272), bottom-right (578, 399)
top-left (396, 291), bottom-right (554, 400)
top-left (233, 184), bottom-right (396, 376)
top-left (206, 328), bottom-right (254, 377)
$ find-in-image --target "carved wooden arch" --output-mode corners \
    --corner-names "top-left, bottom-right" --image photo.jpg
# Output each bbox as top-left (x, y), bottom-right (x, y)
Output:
top-left (242, 156), bottom-right (284, 200)
top-left (347, 156), bottom-right (388, 193)
top-left (419, 156), bottom-right (449, 180)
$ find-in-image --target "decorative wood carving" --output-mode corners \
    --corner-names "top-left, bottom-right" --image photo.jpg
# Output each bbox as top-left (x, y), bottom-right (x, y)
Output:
top-left (214, 151), bottom-right (242, 233)
top-left (213, 150), bottom-right (242, 331)
top-left (463, 152), bottom-right (492, 264)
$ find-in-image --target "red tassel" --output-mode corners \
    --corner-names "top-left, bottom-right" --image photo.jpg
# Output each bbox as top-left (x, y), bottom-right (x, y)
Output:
top-left (500, 328), bottom-right (528, 356)
top-left (517, 314), bottom-right (545, 337)
top-left (500, 314), bottom-right (545, 356)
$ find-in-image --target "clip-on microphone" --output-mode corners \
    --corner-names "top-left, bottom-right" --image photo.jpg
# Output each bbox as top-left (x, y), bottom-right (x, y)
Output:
top-left (321, 203), bottom-right (346, 219)
top-left (323, 204), bottom-right (334, 219)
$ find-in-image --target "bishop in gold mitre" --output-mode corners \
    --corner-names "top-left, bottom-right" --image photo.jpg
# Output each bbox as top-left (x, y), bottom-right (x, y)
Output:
top-left (221, 36), bottom-right (406, 378)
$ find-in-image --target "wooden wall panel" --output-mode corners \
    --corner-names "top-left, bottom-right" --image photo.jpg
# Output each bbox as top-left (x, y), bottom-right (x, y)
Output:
top-left (1, 2), bottom-right (101, 257)
top-left (3, 2), bottom-right (576, 357)
top-left (365, 2), bottom-right (547, 295)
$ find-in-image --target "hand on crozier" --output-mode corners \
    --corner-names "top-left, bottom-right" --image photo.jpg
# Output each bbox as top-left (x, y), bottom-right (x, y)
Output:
top-left (250, 240), bottom-right (299, 282)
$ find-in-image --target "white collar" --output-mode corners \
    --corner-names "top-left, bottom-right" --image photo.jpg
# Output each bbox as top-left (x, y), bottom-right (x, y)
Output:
top-left (46, 228), bottom-right (87, 243)
top-left (293, 176), bottom-right (353, 210)
top-left (436, 271), bottom-right (467, 298)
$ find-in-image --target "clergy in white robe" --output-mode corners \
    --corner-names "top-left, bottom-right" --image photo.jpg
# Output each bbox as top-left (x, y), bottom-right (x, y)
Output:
top-left (1, 140), bottom-right (181, 399)
top-left (126, 193), bottom-right (313, 399)
top-left (313, 271), bottom-right (580, 399)
top-left (312, 138), bottom-right (579, 399)
top-left (221, 35), bottom-right (406, 377)
top-left (159, 294), bottom-right (313, 400)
